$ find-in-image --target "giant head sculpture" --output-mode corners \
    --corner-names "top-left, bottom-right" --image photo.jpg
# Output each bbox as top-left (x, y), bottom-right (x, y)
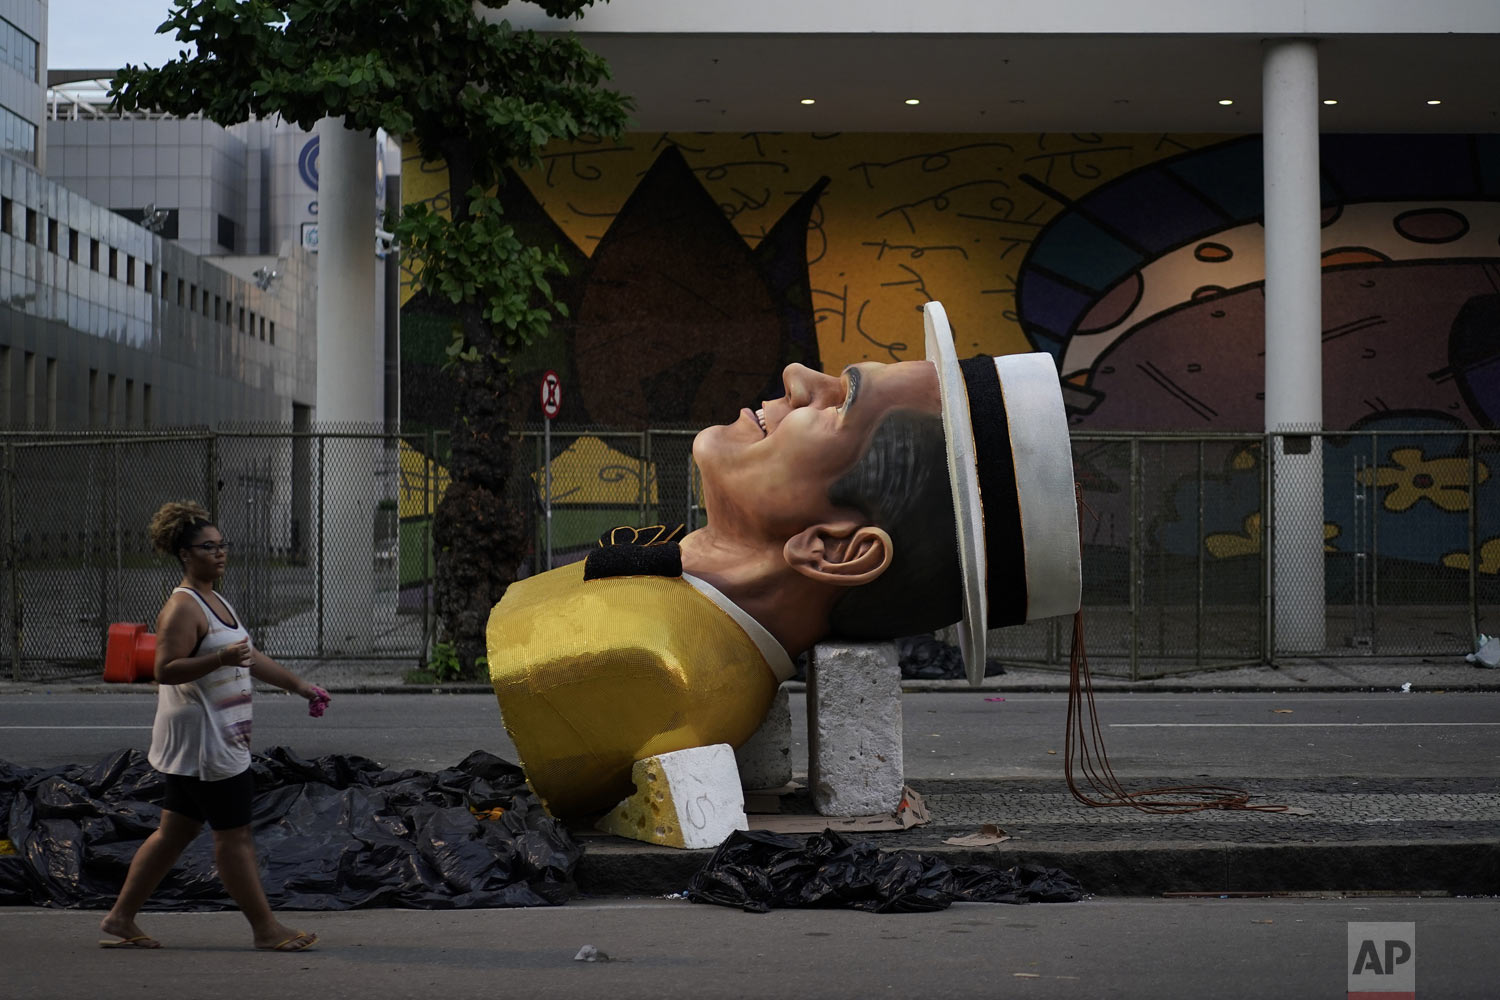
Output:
top-left (487, 301), bottom-right (1081, 817)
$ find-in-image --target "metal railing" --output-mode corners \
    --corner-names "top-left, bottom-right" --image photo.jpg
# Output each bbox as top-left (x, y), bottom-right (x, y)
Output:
top-left (3, 427), bottom-right (1495, 682)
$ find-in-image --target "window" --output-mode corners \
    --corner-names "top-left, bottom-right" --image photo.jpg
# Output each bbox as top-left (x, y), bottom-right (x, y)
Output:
top-left (0, 196), bottom-right (10, 234)
top-left (46, 218), bottom-right (57, 253)
top-left (177, 278), bottom-right (185, 307)
top-left (214, 295), bottom-right (221, 322)
top-left (142, 383), bottom-right (152, 428)
top-left (216, 214), bottom-right (237, 251)
top-left (269, 321), bottom-right (276, 345)
top-left (24, 207), bottom-right (35, 244)
top-left (107, 374), bottom-right (118, 427)
top-left (259, 315), bottom-right (266, 341)
top-left (68, 228), bottom-right (78, 262)
top-left (145, 263), bottom-right (153, 294)
top-left (0, 104), bottom-right (38, 164)
top-left (112, 206), bottom-right (179, 240)
top-left (125, 378), bottom-right (136, 426)
top-left (0, 346), bottom-right (9, 423)
top-left (90, 239), bottom-right (99, 271)
top-left (126, 256), bottom-right (135, 286)
top-left (88, 369), bottom-right (100, 427)
top-left (0, 16), bottom-right (40, 82)
top-left (108, 248), bottom-right (118, 279)
top-left (238, 306), bottom-right (245, 333)
top-left (189, 284), bottom-right (198, 311)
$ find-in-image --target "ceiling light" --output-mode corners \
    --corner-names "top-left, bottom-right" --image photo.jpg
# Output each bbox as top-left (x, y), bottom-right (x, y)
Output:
top-left (904, 98), bottom-right (920, 106)
top-left (799, 98), bottom-right (815, 105)
top-left (1427, 99), bottom-right (1442, 105)
top-left (1218, 99), bottom-right (1234, 106)
top-left (1323, 99), bottom-right (1338, 105)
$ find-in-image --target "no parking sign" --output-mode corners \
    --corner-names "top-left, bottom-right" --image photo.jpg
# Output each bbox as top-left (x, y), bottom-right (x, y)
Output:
top-left (540, 370), bottom-right (562, 419)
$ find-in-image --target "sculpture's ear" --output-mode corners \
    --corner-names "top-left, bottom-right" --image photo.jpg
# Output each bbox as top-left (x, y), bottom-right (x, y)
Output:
top-left (784, 521), bottom-right (893, 587)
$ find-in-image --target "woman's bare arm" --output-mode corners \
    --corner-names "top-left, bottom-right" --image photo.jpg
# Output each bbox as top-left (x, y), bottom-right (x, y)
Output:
top-left (152, 595), bottom-right (250, 684)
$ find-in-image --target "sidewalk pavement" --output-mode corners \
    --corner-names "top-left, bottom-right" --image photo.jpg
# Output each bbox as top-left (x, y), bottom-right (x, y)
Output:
top-left (4, 657), bottom-right (1497, 899)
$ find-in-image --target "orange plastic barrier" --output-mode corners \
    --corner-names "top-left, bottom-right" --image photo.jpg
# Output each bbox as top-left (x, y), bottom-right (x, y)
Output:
top-left (103, 623), bottom-right (157, 683)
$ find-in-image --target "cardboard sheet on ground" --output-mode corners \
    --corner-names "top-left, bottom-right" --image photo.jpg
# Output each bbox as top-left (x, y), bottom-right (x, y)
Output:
top-left (942, 823), bottom-right (1012, 847)
top-left (745, 785), bottom-right (930, 834)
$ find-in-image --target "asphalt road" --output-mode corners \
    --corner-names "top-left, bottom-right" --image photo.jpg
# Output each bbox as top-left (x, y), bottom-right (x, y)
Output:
top-left (4, 896), bottom-right (1494, 1000)
top-left (4, 690), bottom-right (1497, 998)
top-left (3, 689), bottom-right (1496, 779)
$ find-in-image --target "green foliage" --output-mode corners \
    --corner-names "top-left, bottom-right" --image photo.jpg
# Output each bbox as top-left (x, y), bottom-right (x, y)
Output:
top-left (109, 0), bottom-right (631, 327)
top-left (111, 0), bottom-right (631, 660)
top-left (426, 640), bottom-right (488, 682)
top-left (428, 640), bottom-right (464, 682)
top-left (396, 189), bottom-right (571, 363)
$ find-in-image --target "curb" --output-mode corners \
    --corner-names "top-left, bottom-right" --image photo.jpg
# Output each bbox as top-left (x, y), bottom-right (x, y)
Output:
top-left (573, 837), bottom-right (1500, 899)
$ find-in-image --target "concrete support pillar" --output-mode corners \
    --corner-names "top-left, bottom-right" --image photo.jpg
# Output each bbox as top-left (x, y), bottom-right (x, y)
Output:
top-left (314, 118), bottom-right (380, 653)
top-left (1262, 39), bottom-right (1325, 653)
top-left (735, 686), bottom-right (793, 791)
top-left (808, 641), bottom-right (904, 817)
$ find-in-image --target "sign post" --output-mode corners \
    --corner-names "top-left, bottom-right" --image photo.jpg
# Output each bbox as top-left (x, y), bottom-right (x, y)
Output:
top-left (540, 371), bottom-right (562, 570)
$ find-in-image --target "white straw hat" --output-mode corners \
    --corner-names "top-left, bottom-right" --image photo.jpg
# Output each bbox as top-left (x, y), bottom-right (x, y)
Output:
top-left (924, 301), bottom-right (1082, 685)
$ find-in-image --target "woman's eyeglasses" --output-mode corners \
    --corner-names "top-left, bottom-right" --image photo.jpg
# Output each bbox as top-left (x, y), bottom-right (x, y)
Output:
top-left (189, 541), bottom-right (232, 554)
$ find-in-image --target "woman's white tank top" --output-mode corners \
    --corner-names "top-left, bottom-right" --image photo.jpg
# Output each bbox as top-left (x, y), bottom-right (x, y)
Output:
top-left (147, 587), bottom-right (254, 781)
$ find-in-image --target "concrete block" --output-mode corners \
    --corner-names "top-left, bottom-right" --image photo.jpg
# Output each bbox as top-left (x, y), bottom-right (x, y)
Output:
top-left (595, 744), bottom-right (748, 850)
top-left (808, 641), bottom-right (904, 816)
top-left (735, 685), bottom-right (792, 791)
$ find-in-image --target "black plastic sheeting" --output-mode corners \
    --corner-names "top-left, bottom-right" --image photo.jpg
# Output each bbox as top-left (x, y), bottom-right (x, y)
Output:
top-left (0, 747), bottom-right (579, 910)
top-left (687, 829), bottom-right (1085, 913)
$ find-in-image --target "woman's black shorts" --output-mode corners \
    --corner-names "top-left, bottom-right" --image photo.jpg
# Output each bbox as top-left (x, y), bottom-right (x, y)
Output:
top-left (159, 768), bottom-right (255, 830)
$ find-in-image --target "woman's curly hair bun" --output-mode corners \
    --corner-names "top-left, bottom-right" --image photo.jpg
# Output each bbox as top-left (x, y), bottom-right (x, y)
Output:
top-left (148, 501), bottom-right (213, 557)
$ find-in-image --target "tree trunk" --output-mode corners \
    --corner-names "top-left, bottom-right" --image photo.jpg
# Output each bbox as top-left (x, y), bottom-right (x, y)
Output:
top-left (432, 150), bottom-right (528, 677)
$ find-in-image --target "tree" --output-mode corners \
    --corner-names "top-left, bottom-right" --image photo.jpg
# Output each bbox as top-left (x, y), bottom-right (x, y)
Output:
top-left (112, 0), bottom-right (632, 674)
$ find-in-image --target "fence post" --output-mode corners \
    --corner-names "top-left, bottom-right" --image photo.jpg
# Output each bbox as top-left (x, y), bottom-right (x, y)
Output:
top-left (1263, 433), bottom-right (1275, 663)
top-left (1370, 431), bottom-right (1380, 654)
top-left (1470, 431), bottom-right (1481, 645)
top-left (544, 416), bottom-right (553, 571)
top-left (1195, 439), bottom-right (1205, 667)
top-left (420, 429), bottom-right (433, 668)
top-left (205, 434), bottom-right (219, 524)
top-left (94, 445), bottom-right (108, 663)
top-left (111, 441), bottom-right (122, 631)
top-left (4, 444), bottom-right (18, 682)
top-left (316, 434), bottom-right (325, 657)
top-left (1129, 437), bottom-right (1141, 680)
top-left (640, 430), bottom-right (651, 528)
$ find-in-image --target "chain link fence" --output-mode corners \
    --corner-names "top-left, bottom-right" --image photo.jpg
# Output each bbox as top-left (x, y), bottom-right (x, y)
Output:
top-left (3, 428), bottom-right (1495, 682)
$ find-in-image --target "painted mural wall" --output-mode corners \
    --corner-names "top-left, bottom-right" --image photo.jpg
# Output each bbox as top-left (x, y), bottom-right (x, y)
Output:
top-left (401, 131), bottom-right (1500, 432)
top-left (398, 132), bottom-right (1500, 590)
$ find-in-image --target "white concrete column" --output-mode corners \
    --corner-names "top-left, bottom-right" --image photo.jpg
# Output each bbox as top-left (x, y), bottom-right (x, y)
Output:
top-left (314, 118), bottom-right (381, 654)
top-left (1262, 39), bottom-right (1325, 653)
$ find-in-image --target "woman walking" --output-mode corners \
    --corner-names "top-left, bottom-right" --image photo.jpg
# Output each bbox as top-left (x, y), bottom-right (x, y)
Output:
top-left (99, 501), bottom-right (330, 951)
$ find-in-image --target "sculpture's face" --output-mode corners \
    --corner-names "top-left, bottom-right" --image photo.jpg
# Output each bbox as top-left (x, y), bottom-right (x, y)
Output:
top-left (693, 360), bottom-right (941, 539)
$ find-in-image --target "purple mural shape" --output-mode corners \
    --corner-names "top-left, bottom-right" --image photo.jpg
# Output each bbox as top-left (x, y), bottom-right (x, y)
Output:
top-left (571, 146), bottom-right (828, 429)
top-left (1014, 134), bottom-right (1500, 431)
top-left (1081, 262), bottom-right (1500, 431)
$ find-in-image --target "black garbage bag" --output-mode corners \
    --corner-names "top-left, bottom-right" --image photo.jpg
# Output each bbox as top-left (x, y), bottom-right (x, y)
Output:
top-left (0, 747), bottom-right (580, 910)
top-left (685, 828), bottom-right (1084, 913)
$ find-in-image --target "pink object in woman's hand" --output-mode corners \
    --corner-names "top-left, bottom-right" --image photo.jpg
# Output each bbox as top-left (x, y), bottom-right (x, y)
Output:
top-left (307, 686), bottom-right (331, 718)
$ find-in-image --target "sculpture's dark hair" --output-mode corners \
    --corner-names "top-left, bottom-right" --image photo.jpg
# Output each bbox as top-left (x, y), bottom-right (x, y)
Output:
top-left (826, 410), bottom-right (962, 638)
top-left (148, 500), bottom-right (213, 564)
